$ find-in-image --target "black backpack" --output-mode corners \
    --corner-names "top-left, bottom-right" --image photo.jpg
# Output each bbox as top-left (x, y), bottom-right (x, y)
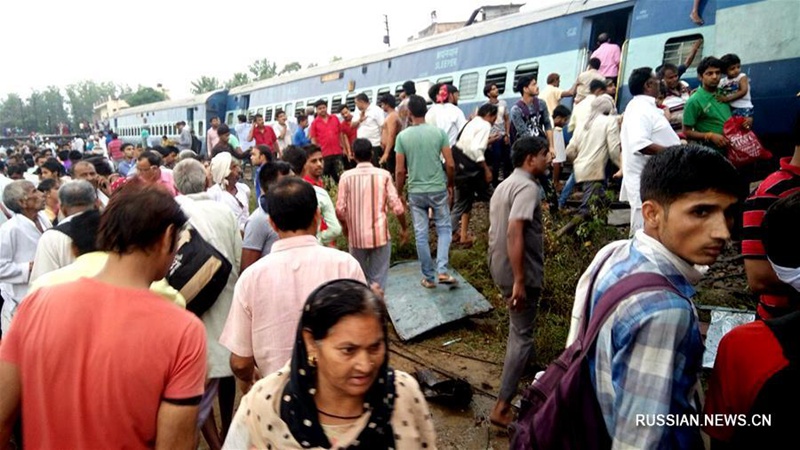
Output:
top-left (167, 228), bottom-right (232, 317)
top-left (191, 135), bottom-right (202, 153)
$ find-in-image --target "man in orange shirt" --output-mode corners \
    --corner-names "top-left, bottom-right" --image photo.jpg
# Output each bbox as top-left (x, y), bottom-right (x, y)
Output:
top-left (0, 181), bottom-right (207, 450)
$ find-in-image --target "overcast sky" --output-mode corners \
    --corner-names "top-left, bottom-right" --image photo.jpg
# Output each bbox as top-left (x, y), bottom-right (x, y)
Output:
top-left (1, 0), bottom-right (551, 101)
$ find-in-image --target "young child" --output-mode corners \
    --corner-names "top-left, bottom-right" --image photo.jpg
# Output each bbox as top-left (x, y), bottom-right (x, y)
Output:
top-left (719, 53), bottom-right (754, 117)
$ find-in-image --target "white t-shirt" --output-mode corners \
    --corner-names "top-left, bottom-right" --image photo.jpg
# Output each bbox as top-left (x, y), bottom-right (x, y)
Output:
top-left (352, 105), bottom-right (384, 147)
top-left (720, 73), bottom-right (753, 109)
top-left (235, 123), bottom-right (254, 152)
top-left (272, 123), bottom-right (292, 152)
top-left (425, 103), bottom-right (467, 147)
top-left (619, 95), bottom-right (681, 206)
top-left (455, 117), bottom-right (491, 163)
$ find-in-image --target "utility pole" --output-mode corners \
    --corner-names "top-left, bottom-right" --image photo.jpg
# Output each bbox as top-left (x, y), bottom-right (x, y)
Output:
top-left (383, 14), bottom-right (390, 47)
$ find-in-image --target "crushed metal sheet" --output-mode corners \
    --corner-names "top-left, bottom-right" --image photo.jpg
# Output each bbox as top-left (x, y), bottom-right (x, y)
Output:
top-left (701, 308), bottom-right (756, 369)
top-left (384, 261), bottom-right (494, 341)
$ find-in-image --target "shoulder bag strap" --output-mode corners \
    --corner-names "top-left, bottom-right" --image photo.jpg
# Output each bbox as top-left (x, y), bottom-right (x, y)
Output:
top-left (579, 273), bottom-right (684, 357)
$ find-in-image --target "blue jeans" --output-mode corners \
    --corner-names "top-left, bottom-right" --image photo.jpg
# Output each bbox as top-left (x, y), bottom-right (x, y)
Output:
top-left (558, 172), bottom-right (576, 208)
top-left (408, 191), bottom-right (452, 282)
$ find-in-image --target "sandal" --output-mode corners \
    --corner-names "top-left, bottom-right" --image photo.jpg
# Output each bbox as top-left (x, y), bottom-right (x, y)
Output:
top-left (437, 274), bottom-right (458, 285)
top-left (421, 279), bottom-right (436, 289)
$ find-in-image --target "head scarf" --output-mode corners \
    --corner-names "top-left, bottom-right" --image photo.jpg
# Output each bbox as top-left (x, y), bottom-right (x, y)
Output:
top-left (584, 94), bottom-right (616, 132)
top-left (210, 152), bottom-right (232, 187)
top-left (280, 279), bottom-right (397, 449)
top-left (769, 259), bottom-right (800, 292)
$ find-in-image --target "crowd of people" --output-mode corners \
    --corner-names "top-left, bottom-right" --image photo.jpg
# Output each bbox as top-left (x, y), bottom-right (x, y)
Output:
top-left (0, 28), bottom-right (797, 449)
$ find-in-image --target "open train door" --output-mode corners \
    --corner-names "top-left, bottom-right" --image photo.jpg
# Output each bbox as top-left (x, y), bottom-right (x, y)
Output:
top-left (581, 6), bottom-right (633, 100)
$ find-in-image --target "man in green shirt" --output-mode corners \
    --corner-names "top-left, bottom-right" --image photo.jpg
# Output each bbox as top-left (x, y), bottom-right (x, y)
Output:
top-left (395, 95), bottom-right (457, 288)
top-left (682, 56), bottom-right (733, 153)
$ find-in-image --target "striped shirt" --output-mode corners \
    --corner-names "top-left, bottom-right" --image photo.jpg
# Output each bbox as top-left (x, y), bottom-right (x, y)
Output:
top-left (568, 231), bottom-right (705, 449)
top-left (742, 157), bottom-right (800, 317)
top-left (335, 162), bottom-right (404, 249)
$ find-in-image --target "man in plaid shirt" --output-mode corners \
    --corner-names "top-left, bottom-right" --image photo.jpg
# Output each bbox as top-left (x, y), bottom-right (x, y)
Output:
top-left (567, 145), bottom-right (739, 448)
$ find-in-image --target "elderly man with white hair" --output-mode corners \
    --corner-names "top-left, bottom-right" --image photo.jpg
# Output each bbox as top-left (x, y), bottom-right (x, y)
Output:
top-left (0, 180), bottom-right (52, 334)
top-left (207, 152), bottom-right (250, 232)
top-left (30, 180), bottom-right (98, 282)
top-left (173, 158), bottom-right (242, 448)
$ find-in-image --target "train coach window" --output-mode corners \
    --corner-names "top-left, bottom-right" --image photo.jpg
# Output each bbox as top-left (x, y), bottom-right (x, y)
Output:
top-left (437, 76), bottom-right (454, 86)
top-left (256, 108), bottom-right (264, 117)
top-left (265, 107), bottom-right (273, 122)
top-left (458, 72), bottom-right (479, 99)
top-left (663, 34), bottom-right (704, 70)
top-left (331, 95), bottom-right (343, 112)
top-left (486, 68), bottom-right (508, 94)
top-left (395, 85), bottom-right (404, 95)
top-left (363, 90), bottom-right (373, 103)
top-left (345, 93), bottom-right (357, 110)
top-left (226, 112), bottom-right (234, 125)
top-left (285, 103), bottom-right (293, 117)
top-left (514, 62), bottom-right (539, 89)
top-left (296, 101), bottom-right (304, 112)
top-left (376, 87), bottom-right (390, 104)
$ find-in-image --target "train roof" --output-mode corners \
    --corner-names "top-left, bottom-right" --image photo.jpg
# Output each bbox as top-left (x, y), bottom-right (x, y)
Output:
top-left (111, 89), bottom-right (227, 118)
top-left (229, 0), bottom-right (626, 96)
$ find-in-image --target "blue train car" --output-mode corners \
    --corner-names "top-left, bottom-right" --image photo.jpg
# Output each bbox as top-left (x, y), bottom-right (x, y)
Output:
top-left (224, 0), bottom-right (800, 152)
top-left (112, 90), bottom-right (228, 150)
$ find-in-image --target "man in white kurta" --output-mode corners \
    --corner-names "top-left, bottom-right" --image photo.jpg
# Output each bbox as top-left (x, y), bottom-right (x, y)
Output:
top-left (0, 181), bottom-right (52, 334)
top-left (620, 68), bottom-right (681, 234)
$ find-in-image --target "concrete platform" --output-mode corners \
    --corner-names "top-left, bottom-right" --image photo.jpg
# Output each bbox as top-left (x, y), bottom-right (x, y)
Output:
top-left (384, 261), bottom-right (494, 341)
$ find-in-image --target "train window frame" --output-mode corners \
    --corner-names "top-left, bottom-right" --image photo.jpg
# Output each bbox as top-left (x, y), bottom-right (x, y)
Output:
top-left (362, 90), bottom-right (373, 104)
top-left (256, 107), bottom-right (264, 117)
top-left (285, 103), bottom-right (293, 117)
top-left (513, 62), bottom-right (539, 91)
top-left (376, 87), bottom-right (390, 105)
top-left (663, 34), bottom-right (704, 71)
top-left (458, 72), bottom-right (480, 100)
top-left (345, 93), bottom-right (357, 110)
top-left (437, 76), bottom-right (454, 85)
top-left (265, 107), bottom-right (273, 122)
top-left (486, 68), bottom-right (508, 95)
top-left (331, 95), bottom-right (343, 113)
top-left (226, 112), bottom-right (234, 125)
top-left (395, 85), bottom-right (404, 95)
top-left (296, 101), bottom-right (304, 113)
top-left (198, 121), bottom-right (204, 135)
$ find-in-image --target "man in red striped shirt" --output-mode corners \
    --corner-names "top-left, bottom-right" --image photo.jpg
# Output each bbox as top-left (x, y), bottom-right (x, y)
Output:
top-left (335, 138), bottom-right (408, 289)
top-left (742, 117), bottom-right (800, 319)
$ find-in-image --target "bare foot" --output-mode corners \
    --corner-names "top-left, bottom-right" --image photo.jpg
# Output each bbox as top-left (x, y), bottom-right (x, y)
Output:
top-left (489, 400), bottom-right (514, 428)
top-left (690, 10), bottom-right (704, 25)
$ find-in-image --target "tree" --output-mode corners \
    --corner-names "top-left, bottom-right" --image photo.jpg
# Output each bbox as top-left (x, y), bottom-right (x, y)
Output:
top-left (0, 93), bottom-right (25, 133)
top-left (249, 58), bottom-right (277, 81)
top-left (190, 76), bottom-right (222, 95)
top-left (307, 62), bottom-right (319, 69)
top-left (225, 72), bottom-right (251, 89)
top-left (42, 86), bottom-right (69, 133)
top-left (330, 56), bottom-right (343, 63)
top-left (279, 62), bottom-right (302, 75)
top-left (124, 86), bottom-right (167, 107)
top-left (65, 80), bottom-right (118, 130)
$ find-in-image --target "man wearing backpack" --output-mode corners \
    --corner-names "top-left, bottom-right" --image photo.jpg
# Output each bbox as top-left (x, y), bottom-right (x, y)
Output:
top-left (509, 76), bottom-right (558, 210)
top-left (173, 159), bottom-right (242, 449)
top-left (555, 145), bottom-right (739, 449)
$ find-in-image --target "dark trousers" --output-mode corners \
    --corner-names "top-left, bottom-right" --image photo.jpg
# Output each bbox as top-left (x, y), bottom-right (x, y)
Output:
top-left (323, 155), bottom-right (343, 183)
top-left (579, 180), bottom-right (608, 218)
top-left (486, 139), bottom-right (512, 187)
top-left (499, 287), bottom-right (540, 401)
top-left (371, 146), bottom-right (395, 174)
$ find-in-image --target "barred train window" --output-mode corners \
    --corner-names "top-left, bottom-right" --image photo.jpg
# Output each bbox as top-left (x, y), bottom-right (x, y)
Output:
top-left (513, 62), bottom-right (539, 90)
top-left (663, 34), bottom-right (704, 69)
top-left (486, 68), bottom-right (508, 95)
top-left (459, 72), bottom-right (479, 99)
